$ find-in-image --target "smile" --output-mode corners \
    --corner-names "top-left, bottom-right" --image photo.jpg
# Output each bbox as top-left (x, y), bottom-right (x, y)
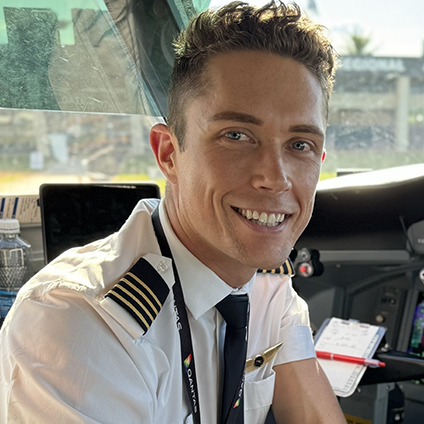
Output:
top-left (234, 208), bottom-right (286, 227)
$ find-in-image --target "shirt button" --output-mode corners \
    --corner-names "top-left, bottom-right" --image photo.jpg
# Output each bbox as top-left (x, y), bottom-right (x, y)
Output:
top-left (156, 260), bottom-right (168, 273)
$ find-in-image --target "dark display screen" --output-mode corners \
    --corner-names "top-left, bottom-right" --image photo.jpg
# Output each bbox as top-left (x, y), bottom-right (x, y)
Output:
top-left (407, 292), bottom-right (424, 358)
top-left (39, 183), bottom-right (160, 263)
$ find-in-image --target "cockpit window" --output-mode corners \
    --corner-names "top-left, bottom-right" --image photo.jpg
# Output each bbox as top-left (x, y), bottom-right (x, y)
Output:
top-left (0, 0), bottom-right (210, 194)
top-left (0, 0), bottom-right (424, 195)
top-left (0, 0), bottom-right (207, 115)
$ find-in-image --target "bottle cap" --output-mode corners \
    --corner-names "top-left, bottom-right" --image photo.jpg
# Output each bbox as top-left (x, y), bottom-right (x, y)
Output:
top-left (0, 218), bottom-right (20, 234)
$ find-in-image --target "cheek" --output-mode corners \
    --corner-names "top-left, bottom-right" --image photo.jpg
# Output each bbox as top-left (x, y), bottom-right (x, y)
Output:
top-left (200, 149), bottom-right (244, 186)
top-left (177, 151), bottom-right (206, 187)
top-left (294, 161), bottom-right (321, 186)
top-left (293, 164), bottom-right (321, 208)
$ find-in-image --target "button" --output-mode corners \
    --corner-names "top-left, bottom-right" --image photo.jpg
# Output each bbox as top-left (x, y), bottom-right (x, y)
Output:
top-left (375, 314), bottom-right (385, 324)
top-left (299, 265), bottom-right (308, 274)
top-left (156, 260), bottom-right (168, 273)
top-left (298, 262), bottom-right (313, 277)
top-left (253, 355), bottom-right (264, 368)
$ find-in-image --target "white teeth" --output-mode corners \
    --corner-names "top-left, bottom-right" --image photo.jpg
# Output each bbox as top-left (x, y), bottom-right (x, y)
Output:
top-left (236, 208), bottom-right (286, 227)
top-left (267, 213), bottom-right (276, 226)
top-left (259, 212), bottom-right (268, 224)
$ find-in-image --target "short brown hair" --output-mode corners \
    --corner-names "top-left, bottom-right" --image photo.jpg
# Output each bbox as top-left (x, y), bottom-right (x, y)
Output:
top-left (167, 1), bottom-right (338, 147)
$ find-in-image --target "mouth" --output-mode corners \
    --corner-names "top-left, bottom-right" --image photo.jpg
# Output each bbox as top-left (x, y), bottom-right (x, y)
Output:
top-left (232, 207), bottom-right (287, 227)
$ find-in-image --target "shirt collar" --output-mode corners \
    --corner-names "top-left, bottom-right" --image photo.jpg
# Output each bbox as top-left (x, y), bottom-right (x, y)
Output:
top-left (158, 200), bottom-right (255, 320)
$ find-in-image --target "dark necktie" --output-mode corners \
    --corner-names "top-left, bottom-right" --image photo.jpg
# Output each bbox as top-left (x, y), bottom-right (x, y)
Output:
top-left (216, 294), bottom-right (249, 424)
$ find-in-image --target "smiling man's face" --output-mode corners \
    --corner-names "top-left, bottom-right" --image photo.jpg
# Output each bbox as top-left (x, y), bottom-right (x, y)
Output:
top-left (153, 50), bottom-right (326, 287)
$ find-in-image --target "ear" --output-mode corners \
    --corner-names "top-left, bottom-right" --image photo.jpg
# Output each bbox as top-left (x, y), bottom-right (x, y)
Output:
top-left (150, 123), bottom-right (179, 184)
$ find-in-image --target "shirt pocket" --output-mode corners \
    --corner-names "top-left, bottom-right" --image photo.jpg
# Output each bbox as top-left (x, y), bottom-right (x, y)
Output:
top-left (244, 371), bottom-right (275, 424)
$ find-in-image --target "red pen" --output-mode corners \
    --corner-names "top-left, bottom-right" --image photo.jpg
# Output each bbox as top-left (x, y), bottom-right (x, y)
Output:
top-left (316, 351), bottom-right (386, 368)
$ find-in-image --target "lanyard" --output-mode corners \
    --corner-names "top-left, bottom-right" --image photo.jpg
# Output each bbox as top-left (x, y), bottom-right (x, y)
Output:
top-left (151, 208), bottom-right (201, 424)
top-left (151, 208), bottom-right (247, 424)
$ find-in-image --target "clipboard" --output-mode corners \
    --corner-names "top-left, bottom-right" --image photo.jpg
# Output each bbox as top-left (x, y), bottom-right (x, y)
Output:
top-left (314, 317), bottom-right (386, 397)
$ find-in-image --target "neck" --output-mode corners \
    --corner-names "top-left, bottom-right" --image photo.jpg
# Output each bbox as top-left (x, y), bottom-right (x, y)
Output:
top-left (163, 199), bottom-right (256, 289)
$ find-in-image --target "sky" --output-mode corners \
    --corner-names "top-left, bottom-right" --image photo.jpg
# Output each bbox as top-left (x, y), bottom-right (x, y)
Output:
top-left (1, 0), bottom-right (423, 56)
top-left (209, 0), bottom-right (424, 58)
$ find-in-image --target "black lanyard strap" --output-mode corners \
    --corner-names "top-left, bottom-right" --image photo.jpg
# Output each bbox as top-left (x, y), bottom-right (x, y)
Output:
top-left (151, 207), bottom-right (248, 424)
top-left (151, 208), bottom-right (201, 424)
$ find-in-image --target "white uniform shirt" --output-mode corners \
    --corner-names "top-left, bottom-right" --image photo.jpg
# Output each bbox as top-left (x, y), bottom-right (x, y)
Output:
top-left (0, 199), bottom-right (315, 424)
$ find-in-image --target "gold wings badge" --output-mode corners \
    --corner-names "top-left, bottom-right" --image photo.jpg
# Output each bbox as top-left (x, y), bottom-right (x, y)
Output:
top-left (245, 342), bottom-right (284, 373)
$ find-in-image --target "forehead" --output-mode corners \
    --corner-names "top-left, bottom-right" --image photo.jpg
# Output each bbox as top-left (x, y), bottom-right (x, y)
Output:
top-left (187, 51), bottom-right (326, 128)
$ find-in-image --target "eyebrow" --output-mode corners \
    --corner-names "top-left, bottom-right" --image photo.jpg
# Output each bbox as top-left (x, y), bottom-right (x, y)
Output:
top-left (289, 124), bottom-right (325, 138)
top-left (209, 111), bottom-right (263, 126)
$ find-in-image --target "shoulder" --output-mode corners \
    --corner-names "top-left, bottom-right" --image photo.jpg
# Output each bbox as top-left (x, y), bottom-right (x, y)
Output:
top-left (101, 255), bottom-right (173, 338)
top-left (18, 199), bottom-right (163, 300)
top-left (253, 258), bottom-right (296, 304)
top-left (250, 257), bottom-right (310, 339)
top-left (2, 253), bottom-right (175, 359)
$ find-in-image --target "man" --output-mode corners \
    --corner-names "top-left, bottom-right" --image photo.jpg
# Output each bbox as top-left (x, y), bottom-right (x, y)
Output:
top-left (0, 2), bottom-right (345, 423)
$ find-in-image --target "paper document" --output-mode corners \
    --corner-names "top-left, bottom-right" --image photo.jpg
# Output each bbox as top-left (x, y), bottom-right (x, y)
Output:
top-left (0, 195), bottom-right (40, 224)
top-left (314, 317), bottom-right (386, 397)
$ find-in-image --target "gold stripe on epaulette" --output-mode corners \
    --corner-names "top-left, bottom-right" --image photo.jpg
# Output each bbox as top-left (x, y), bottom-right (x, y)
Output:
top-left (127, 272), bottom-right (162, 309)
top-left (118, 281), bottom-right (155, 322)
top-left (257, 258), bottom-right (295, 276)
top-left (107, 290), bottom-right (151, 330)
top-left (121, 277), bottom-right (160, 315)
top-left (104, 257), bottom-right (170, 334)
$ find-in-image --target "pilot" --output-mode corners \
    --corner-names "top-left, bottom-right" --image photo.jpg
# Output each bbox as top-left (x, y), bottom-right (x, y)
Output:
top-left (0, 2), bottom-right (345, 423)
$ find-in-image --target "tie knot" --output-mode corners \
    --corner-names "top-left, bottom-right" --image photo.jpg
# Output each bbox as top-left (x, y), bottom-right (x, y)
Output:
top-left (216, 294), bottom-right (249, 329)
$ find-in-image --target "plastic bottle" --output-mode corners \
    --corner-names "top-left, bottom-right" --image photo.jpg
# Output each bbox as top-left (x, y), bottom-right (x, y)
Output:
top-left (0, 218), bottom-right (32, 320)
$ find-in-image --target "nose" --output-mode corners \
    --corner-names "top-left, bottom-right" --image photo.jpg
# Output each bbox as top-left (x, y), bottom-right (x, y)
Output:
top-left (250, 146), bottom-right (292, 193)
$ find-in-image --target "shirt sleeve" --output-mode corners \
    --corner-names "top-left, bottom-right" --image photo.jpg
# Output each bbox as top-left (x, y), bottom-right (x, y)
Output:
top-left (0, 288), bottom-right (157, 424)
top-left (250, 273), bottom-right (316, 368)
top-left (274, 277), bottom-right (316, 365)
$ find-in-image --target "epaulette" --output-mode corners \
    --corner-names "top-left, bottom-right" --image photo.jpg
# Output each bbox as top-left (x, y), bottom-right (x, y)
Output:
top-left (257, 258), bottom-right (295, 277)
top-left (104, 257), bottom-right (170, 333)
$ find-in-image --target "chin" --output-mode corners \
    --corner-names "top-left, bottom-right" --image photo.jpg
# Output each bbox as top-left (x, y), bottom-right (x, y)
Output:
top-left (257, 261), bottom-right (286, 271)
top-left (251, 248), bottom-right (292, 270)
top-left (231, 239), bottom-right (291, 270)
top-left (240, 255), bottom-right (287, 272)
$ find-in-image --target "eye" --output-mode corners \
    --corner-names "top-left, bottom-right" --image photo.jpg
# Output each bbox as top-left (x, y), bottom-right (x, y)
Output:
top-left (292, 141), bottom-right (310, 151)
top-left (225, 131), bottom-right (250, 142)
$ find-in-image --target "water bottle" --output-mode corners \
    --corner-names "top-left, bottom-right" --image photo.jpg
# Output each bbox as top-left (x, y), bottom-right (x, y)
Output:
top-left (0, 218), bottom-right (32, 320)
